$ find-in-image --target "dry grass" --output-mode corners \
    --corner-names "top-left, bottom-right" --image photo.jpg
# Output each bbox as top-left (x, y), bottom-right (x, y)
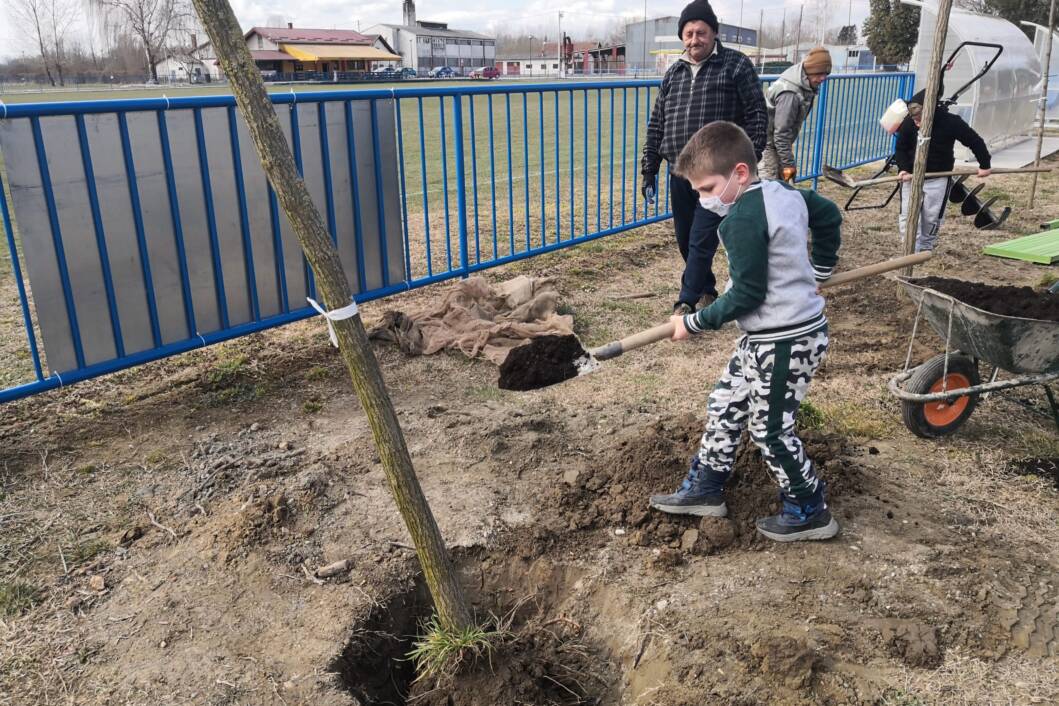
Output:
top-left (894, 649), bottom-right (1059, 705)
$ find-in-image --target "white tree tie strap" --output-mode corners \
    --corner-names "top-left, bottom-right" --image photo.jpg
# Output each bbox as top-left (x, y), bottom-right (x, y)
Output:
top-left (307, 297), bottom-right (359, 347)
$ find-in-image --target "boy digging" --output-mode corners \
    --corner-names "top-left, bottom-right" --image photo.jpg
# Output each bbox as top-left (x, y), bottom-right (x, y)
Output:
top-left (648, 121), bottom-right (842, 542)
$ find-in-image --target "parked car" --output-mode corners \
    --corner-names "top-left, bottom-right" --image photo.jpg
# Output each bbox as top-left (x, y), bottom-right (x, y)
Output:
top-left (428, 66), bottom-right (456, 78)
top-left (399, 67), bottom-right (418, 79)
top-left (469, 66), bottom-right (500, 79)
top-left (371, 66), bottom-right (399, 79)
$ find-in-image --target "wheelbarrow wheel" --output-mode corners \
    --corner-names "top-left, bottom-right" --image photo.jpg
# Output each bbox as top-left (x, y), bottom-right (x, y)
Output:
top-left (901, 354), bottom-right (981, 438)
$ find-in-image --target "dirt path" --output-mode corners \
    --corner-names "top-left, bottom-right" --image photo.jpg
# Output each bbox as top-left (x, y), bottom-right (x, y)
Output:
top-left (1, 167), bottom-right (1057, 705)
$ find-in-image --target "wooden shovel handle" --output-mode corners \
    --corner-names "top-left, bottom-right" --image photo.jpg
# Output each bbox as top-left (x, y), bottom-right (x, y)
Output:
top-left (589, 252), bottom-right (932, 361)
top-left (864, 166), bottom-right (1052, 188)
top-left (819, 251), bottom-right (932, 288)
top-left (591, 321), bottom-right (674, 360)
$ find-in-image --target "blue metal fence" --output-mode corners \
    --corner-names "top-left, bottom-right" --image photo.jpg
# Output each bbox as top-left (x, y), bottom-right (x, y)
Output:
top-left (0, 73), bottom-right (913, 403)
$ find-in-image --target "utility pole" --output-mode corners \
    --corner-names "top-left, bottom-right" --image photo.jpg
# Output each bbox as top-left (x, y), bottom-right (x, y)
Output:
top-left (757, 9), bottom-right (763, 67)
top-left (738, 0), bottom-right (745, 44)
top-left (780, 8), bottom-right (786, 62)
top-left (643, 3), bottom-right (649, 75)
top-left (794, 3), bottom-right (803, 63)
top-left (903, 0), bottom-right (955, 266)
top-left (1028, 1), bottom-right (1057, 208)
top-left (557, 11), bottom-right (563, 78)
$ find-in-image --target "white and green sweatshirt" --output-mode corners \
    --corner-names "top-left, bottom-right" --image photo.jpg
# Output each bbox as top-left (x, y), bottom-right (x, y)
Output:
top-left (684, 180), bottom-right (841, 342)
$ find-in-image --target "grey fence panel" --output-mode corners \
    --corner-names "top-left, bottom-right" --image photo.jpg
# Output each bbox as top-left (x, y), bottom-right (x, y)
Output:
top-left (323, 101), bottom-right (361, 292)
top-left (276, 109), bottom-right (309, 307)
top-left (123, 111), bottom-right (187, 345)
top-left (351, 100), bottom-right (404, 290)
top-left (84, 113), bottom-right (156, 360)
top-left (164, 109), bottom-right (223, 334)
top-left (234, 114), bottom-right (283, 319)
top-left (1, 118), bottom-right (79, 373)
top-left (201, 106), bottom-right (253, 326)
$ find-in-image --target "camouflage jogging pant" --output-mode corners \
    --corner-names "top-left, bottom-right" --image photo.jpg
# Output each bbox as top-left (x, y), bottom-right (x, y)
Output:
top-left (693, 327), bottom-right (829, 499)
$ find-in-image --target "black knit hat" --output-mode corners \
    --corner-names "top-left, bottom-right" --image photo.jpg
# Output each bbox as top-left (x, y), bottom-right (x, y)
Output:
top-left (678, 0), bottom-right (719, 38)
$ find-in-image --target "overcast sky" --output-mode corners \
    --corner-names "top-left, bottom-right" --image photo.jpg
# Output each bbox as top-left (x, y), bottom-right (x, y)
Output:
top-left (0, 0), bottom-right (872, 61)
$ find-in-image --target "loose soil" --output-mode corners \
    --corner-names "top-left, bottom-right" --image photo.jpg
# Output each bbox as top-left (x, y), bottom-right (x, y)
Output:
top-left (1009, 456), bottom-right (1059, 489)
top-left (911, 276), bottom-right (1059, 321)
top-left (3, 163), bottom-right (1059, 706)
top-left (498, 334), bottom-right (589, 391)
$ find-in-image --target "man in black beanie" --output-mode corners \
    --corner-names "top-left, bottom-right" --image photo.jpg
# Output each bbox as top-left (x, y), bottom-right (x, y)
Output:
top-left (642, 0), bottom-right (767, 314)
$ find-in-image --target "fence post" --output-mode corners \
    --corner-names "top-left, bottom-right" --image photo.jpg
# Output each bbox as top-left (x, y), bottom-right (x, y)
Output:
top-left (810, 78), bottom-right (830, 191)
top-left (452, 94), bottom-right (470, 276)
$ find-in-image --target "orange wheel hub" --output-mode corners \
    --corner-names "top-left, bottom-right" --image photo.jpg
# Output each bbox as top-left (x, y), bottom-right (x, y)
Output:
top-left (924, 373), bottom-right (972, 426)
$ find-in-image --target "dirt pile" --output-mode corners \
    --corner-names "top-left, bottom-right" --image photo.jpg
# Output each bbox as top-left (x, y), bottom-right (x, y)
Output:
top-left (551, 414), bottom-right (852, 554)
top-left (1009, 456), bottom-right (1059, 489)
top-left (912, 276), bottom-right (1059, 321)
top-left (498, 334), bottom-right (589, 391)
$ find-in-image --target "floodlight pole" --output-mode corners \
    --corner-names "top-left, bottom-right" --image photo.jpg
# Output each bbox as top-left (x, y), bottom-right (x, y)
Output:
top-left (1027, 0), bottom-right (1057, 209)
top-left (757, 9), bottom-right (764, 67)
top-left (902, 0), bottom-right (955, 272)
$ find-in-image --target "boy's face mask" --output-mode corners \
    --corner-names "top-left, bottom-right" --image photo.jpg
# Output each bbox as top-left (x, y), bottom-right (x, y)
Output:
top-left (698, 169), bottom-right (742, 217)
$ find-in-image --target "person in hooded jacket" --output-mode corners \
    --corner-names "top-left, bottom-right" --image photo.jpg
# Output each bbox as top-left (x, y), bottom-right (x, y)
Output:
top-left (894, 89), bottom-right (992, 252)
top-left (759, 47), bottom-right (832, 182)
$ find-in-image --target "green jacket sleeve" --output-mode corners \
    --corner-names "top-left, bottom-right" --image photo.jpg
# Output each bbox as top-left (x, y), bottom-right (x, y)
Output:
top-left (800, 189), bottom-right (842, 281)
top-left (684, 213), bottom-right (769, 333)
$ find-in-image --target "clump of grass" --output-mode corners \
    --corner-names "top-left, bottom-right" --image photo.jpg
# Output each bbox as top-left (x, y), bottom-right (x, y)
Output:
top-left (797, 400), bottom-right (827, 431)
top-left (820, 400), bottom-right (894, 439)
top-left (467, 385), bottom-right (503, 402)
top-left (407, 614), bottom-right (506, 684)
top-left (302, 399), bottom-right (323, 414)
top-left (1038, 272), bottom-right (1058, 290)
top-left (881, 688), bottom-right (926, 706)
top-left (71, 538), bottom-right (111, 567)
top-left (206, 354), bottom-right (249, 387)
top-left (306, 365), bottom-right (330, 381)
top-left (0, 581), bottom-right (42, 616)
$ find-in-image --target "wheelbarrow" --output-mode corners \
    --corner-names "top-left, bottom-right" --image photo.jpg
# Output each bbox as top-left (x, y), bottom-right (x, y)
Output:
top-left (888, 277), bottom-right (1059, 438)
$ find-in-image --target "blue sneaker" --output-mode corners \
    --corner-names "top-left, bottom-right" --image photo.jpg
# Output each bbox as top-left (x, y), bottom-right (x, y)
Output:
top-left (755, 484), bottom-right (839, 542)
top-left (648, 460), bottom-right (728, 517)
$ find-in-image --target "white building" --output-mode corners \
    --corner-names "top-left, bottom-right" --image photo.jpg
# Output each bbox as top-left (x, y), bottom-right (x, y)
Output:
top-left (495, 57), bottom-right (562, 77)
top-left (366, 0), bottom-right (495, 75)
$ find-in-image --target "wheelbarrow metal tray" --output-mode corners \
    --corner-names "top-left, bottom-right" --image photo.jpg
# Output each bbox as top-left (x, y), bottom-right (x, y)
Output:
top-left (897, 277), bottom-right (1059, 374)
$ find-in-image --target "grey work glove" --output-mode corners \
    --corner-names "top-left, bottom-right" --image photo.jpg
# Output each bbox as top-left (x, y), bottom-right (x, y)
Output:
top-left (641, 172), bottom-right (657, 205)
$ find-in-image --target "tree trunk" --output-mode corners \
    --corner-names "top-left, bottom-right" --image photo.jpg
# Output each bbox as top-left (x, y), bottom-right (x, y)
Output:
top-left (146, 45), bottom-right (159, 80)
top-left (902, 0), bottom-right (954, 271)
top-left (189, 0), bottom-right (473, 631)
top-left (33, 18), bottom-right (56, 87)
top-left (1029, 0), bottom-right (1056, 208)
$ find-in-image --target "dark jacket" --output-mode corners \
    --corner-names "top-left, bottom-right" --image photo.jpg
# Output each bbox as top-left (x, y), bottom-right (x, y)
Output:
top-left (641, 41), bottom-right (768, 175)
top-left (894, 106), bottom-right (991, 173)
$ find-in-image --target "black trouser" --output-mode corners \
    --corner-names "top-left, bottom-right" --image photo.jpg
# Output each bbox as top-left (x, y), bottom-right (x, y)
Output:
top-left (670, 173), bottom-right (721, 306)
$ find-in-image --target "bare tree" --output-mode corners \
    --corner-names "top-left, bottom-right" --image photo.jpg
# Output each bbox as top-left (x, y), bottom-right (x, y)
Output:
top-left (45, 0), bottom-right (79, 84)
top-left (190, 0), bottom-right (474, 634)
top-left (89, 0), bottom-right (190, 80)
top-left (7, 0), bottom-right (78, 85)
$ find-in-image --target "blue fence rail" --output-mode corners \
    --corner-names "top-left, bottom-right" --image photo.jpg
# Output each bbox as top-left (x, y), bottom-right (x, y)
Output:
top-left (0, 73), bottom-right (913, 403)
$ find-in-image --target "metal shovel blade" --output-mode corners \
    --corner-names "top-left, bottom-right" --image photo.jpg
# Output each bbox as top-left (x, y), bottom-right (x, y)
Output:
top-left (823, 164), bottom-right (857, 188)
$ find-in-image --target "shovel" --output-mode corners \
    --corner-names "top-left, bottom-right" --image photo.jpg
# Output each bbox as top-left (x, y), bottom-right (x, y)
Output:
top-left (822, 164), bottom-right (1052, 190)
top-left (498, 252), bottom-right (933, 391)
